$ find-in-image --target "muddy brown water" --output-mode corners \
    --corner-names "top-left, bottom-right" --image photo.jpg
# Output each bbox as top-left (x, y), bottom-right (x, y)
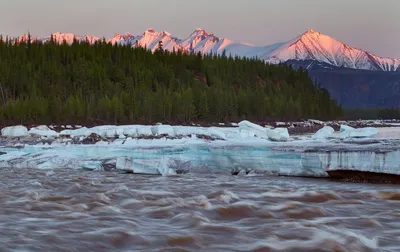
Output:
top-left (0, 168), bottom-right (399, 251)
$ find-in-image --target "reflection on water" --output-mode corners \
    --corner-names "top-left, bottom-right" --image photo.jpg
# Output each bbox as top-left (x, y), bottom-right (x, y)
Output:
top-left (0, 168), bottom-right (399, 251)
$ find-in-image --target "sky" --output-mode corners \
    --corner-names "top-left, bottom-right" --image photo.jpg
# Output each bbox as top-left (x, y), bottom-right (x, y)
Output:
top-left (0, 0), bottom-right (399, 58)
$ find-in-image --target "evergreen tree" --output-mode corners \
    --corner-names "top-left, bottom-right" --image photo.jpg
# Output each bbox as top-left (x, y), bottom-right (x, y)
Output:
top-left (0, 38), bottom-right (343, 126)
top-left (157, 40), bottom-right (163, 52)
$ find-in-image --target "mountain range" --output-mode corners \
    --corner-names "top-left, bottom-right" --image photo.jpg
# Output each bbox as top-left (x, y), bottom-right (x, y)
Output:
top-left (10, 28), bottom-right (400, 107)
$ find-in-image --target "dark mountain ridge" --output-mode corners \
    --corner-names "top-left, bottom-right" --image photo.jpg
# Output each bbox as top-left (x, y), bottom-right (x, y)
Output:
top-left (286, 60), bottom-right (400, 108)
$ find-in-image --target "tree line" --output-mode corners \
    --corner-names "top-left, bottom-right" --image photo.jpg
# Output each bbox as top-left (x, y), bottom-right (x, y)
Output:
top-left (0, 36), bottom-right (343, 126)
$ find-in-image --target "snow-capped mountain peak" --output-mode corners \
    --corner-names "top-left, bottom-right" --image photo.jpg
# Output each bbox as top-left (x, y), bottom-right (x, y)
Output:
top-left (192, 28), bottom-right (209, 36)
top-left (15, 33), bottom-right (40, 43)
top-left (266, 29), bottom-right (400, 71)
top-left (108, 32), bottom-right (136, 45)
top-left (304, 29), bottom-right (319, 34)
top-left (9, 28), bottom-right (400, 71)
top-left (49, 32), bottom-right (78, 44)
top-left (143, 28), bottom-right (157, 34)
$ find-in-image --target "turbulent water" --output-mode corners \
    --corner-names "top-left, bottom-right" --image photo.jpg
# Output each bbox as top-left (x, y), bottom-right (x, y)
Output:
top-left (0, 169), bottom-right (399, 251)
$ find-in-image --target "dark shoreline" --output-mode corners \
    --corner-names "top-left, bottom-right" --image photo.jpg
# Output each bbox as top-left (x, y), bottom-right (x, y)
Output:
top-left (327, 170), bottom-right (400, 184)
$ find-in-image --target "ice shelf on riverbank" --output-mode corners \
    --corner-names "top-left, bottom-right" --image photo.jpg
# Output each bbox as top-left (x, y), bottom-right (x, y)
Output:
top-left (0, 121), bottom-right (399, 178)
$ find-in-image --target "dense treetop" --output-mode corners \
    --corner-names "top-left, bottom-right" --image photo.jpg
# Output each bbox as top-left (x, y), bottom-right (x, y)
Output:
top-left (0, 36), bottom-right (342, 126)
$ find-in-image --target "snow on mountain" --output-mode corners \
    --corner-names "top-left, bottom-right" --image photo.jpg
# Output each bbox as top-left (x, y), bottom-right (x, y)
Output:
top-left (34, 32), bottom-right (102, 44)
top-left (137, 29), bottom-right (182, 52)
top-left (175, 28), bottom-right (285, 58)
top-left (15, 34), bottom-right (41, 43)
top-left (11, 28), bottom-right (400, 71)
top-left (265, 29), bottom-right (400, 71)
top-left (108, 32), bottom-right (136, 46)
top-left (108, 29), bottom-right (182, 52)
top-left (82, 35), bottom-right (102, 44)
top-left (43, 32), bottom-right (79, 44)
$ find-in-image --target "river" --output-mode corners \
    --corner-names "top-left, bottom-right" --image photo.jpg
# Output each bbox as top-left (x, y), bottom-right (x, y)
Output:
top-left (0, 168), bottom-right (399, 251)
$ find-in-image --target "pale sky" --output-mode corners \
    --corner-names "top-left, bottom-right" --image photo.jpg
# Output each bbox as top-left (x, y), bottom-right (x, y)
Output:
top-left (1, 0), bottom-right (399, 57)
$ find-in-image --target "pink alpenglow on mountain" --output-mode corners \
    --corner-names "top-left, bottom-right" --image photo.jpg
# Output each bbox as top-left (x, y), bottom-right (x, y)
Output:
top-left (11, 29), bottom-right (400, 71)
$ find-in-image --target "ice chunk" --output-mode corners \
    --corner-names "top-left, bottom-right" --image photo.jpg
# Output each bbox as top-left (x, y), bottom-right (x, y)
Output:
top-left (208, 127), bottom-right (227, 140)
top-left (157, 157), bottom-right (177, 176)
top-left (136, 126), bottom-right (152, 136)
top-left (312, 126), bottom-right (334, 140)
top-left (239, 120), bottom-right (266, 132)
top-left (28, 125), bottom-right (58, 137)
top-left (238, 120), bottom-right (268, 139)
top-left (34, 125), bottom-right (51, 131)
top-left (1, 125), bottom-right (29, 137)
top-left (151, 125), bottom-right (175, 136)
top-left (340, 124), bottom-right (355, 132)
top-left (238, 120), bottom-right (289, 141)
top-left (308, 119), bottom-right (325, 125)
top-left (123, 127), bottom-right (138, 137)
top-left (116, 156), bottom-right (132, 171)
top-left (273, 128), bottom-right (289, 138)
top-left (106, 129), bottom-right (117, 138)
top-left (270, 128), bottom-right (290, 140)
top-left (116, 157), bottom-right (160, 174)
top-left (239, 129), bottom-right (256, 138)
top-left (266, 129), bottom-right (287, 141)
top-left (173, 126), bottom-right (207, 136)
top-left (115, 127), bottom-right (124, 136)
top-left (340, 127), bottom-right (378, 138)
top-left (60, 127), bottom-right (93, 137)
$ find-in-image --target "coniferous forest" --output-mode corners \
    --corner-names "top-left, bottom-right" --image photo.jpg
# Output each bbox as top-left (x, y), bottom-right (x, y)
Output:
top-left (0, 36), bottom-right (343, 126)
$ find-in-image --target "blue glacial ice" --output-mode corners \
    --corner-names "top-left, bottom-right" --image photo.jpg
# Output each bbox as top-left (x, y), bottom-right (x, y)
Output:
top-left (0, 139), bottom-right (399, 177)
top-left (0, 121), bottom-right (399, 177)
